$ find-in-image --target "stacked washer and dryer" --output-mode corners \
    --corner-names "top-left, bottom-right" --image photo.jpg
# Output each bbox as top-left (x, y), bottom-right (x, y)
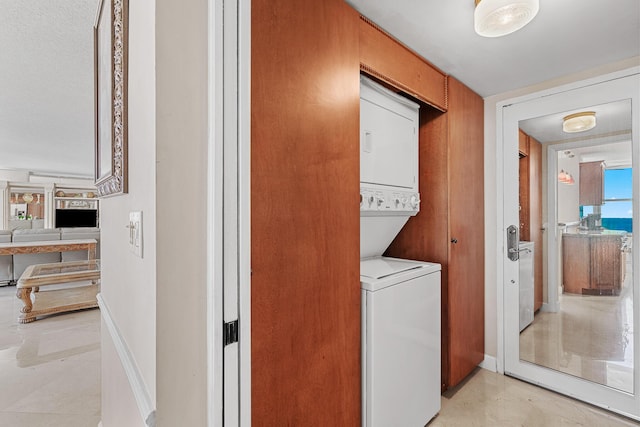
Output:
top-left (360, 76), bottom-right (441, 426)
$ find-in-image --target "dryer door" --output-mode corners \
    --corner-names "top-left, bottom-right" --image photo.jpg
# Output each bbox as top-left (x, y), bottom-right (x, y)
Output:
top-left (360, 77), bottom-right (419, 190)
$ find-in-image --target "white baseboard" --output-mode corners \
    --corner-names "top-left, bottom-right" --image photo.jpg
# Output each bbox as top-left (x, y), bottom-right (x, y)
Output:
top-left (479, 354), bottom-right (497, 372)
top-left (98, 293), bottom-right (156, 427)
top-left (541, 302), bottom-right (559, 312)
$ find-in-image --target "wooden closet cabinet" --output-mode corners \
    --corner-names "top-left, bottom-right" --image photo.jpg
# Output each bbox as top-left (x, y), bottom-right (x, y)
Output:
top-left (386, 76), bottom-right (484, 391)
top-left (359, 16), bottom-right (447, 110)
top-left (518, 130), bottom-right (543, 312)
top-left (251, 0), bottom-right (361, 424)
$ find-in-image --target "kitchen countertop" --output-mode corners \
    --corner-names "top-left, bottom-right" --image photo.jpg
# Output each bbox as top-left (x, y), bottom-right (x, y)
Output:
top-left (563, 230), bottom-right (627, 238)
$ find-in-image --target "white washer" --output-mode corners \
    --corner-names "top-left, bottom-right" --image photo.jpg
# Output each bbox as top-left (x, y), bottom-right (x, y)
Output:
top-left (361, 257), bottom-right (441, 427)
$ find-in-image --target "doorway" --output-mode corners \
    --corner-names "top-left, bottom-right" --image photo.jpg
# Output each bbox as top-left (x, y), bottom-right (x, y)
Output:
top-left (522, 132), bottom-right (633, 393)
top-left (501, 71), bottom-right (640, 419)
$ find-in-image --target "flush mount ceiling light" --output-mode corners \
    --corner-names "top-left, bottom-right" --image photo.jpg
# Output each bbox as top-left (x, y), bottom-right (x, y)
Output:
top-left (474, 0), bottom-right (540, 38)
top-left (562, 111), bottom-right (596, 133)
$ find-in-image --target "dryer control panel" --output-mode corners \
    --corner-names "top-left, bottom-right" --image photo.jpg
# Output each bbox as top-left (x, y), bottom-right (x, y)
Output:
top-left (360, 187), bottom-right (420, 216)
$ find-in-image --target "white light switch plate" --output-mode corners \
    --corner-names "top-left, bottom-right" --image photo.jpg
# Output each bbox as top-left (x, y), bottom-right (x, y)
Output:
top-left (129, 211), bottom-right (143, 258)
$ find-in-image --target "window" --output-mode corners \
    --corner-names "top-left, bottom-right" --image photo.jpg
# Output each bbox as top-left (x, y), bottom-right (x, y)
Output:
top-left (602, 168), bottom-right (632, 231)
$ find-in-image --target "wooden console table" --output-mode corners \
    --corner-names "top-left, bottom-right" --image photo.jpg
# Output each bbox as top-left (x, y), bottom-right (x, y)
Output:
top-left (16, 259), bottom-right (101, 323)
top-left (0, 238), bottom-right (97, 259)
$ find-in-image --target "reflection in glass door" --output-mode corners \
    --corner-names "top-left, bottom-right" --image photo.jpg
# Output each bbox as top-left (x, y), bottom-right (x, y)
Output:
top-left (518, 130), bottom-right (634, 394)
top-left (502, 72), bottom-right (640, 420)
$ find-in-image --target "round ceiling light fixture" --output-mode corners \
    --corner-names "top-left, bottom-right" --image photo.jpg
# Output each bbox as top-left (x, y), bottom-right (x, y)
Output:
top-left (562, 111), bottom-right (596, 133)
top-left (474, 0), bottom-right (540, 38)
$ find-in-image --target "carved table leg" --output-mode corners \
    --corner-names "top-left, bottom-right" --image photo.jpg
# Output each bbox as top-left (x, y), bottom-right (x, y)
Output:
top-left (16, 287), bottom-right (35, 323)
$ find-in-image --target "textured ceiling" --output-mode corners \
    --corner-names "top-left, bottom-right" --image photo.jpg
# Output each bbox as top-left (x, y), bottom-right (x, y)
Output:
top-left (0, 1), bottom-right (638, 177)
top-left (0, 0), bottom-right (99, 178)
top-left (347, 0), bottom-right (640, 97)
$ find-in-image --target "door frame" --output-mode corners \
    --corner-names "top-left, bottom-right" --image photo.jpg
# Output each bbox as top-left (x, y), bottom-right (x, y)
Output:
top-left (496, 66), bottom-right (640, 419)
top-left (208, 0), bottom-right (251, 425)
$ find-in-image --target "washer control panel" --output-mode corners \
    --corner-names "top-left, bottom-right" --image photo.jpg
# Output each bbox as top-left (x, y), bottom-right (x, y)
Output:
top-left (360, 187), bottom-right (420, 215)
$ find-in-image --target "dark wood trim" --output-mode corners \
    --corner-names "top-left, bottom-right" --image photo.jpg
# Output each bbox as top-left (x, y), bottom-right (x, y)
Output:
top-left (359, 16), bottom-right (448, 111)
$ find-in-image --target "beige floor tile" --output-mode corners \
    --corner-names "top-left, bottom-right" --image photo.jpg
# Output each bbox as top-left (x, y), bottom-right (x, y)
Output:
top-left (0, 411), bottom-right (101, 427)
top-left (429, 369), bottom-right (638, 427)
top-left (520, 255), bottom-right (634, 394)
top-left (0, 285), bottom-right (100, 425)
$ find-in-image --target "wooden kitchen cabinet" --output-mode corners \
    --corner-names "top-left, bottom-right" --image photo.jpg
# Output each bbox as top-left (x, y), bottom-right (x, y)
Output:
top-left (562, 233), bottom-right (624, 295)
top-left (386, 76), bottom-right (484, 391)
top-left (579, 161), bottom-right (604, 206)
top-left (591, 235), bottom-right (624, 290)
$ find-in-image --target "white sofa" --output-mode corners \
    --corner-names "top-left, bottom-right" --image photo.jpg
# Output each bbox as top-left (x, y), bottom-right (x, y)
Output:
top-left (0, 230), bottom-right (12, 285)
top-left (8, 219), bottom-right (45, 231)
top-left (0, 227), bottom-right (101, 284)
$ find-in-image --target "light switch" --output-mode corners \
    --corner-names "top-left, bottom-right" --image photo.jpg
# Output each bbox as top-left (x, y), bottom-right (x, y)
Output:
top-left (129, 211), bottom-right (143, 258)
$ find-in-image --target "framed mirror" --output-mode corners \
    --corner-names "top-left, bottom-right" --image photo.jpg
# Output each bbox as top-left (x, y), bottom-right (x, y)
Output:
top-left (94, 0), bottom-right (128, 197)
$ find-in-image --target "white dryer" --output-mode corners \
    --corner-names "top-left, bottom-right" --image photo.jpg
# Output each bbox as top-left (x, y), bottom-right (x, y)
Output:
top-left (360, 75), bottom-right (421, 260)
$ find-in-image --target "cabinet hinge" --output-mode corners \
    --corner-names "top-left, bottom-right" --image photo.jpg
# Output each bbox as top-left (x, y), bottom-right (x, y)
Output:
top-left (224, 319), bottom-right (239, 346)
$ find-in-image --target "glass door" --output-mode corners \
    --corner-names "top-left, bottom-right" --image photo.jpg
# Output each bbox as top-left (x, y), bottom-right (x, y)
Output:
top-left (503, 73), bottom-right (640, 419)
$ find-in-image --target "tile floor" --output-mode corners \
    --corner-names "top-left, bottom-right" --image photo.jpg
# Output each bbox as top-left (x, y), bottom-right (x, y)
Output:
top-left (520, 251), bottom-right (634, 393)
top-left (520, 289), bottom-right (634, 393)
top-left (0, 285), bottom-right (101, 426)
top-left (0, 284), bottom-right (637, 426)
top-left (430, 368), bottom-right (638, 426)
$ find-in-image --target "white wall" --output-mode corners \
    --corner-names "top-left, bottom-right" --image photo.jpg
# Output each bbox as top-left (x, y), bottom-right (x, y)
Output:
top-left (154, 0), bottom-right (209, 424)
top-left (101, 0), bottom-right (209, 423)
top-left (557, 155), bottom-right (580, 223)
top-left (100, 0), bottom-right (157, 425)
top-left (482, 56), bottom-right (640, 361)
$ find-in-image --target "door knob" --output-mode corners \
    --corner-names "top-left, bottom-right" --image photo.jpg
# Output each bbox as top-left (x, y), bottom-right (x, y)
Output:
top-left (451, 238), bottom-right (458, 244)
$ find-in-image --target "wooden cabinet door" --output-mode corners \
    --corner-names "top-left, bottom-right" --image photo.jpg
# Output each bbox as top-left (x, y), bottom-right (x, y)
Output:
top-left (579, 161), bottom-right (604, 205)
top-left (446, 77), bottom-right (485, 388)
top-left (562, 235), bottom-right (591, 294)
top-left (251, 0), bottom-right (361, 424)
top-left (590, 236), bottom-right (622, 292)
